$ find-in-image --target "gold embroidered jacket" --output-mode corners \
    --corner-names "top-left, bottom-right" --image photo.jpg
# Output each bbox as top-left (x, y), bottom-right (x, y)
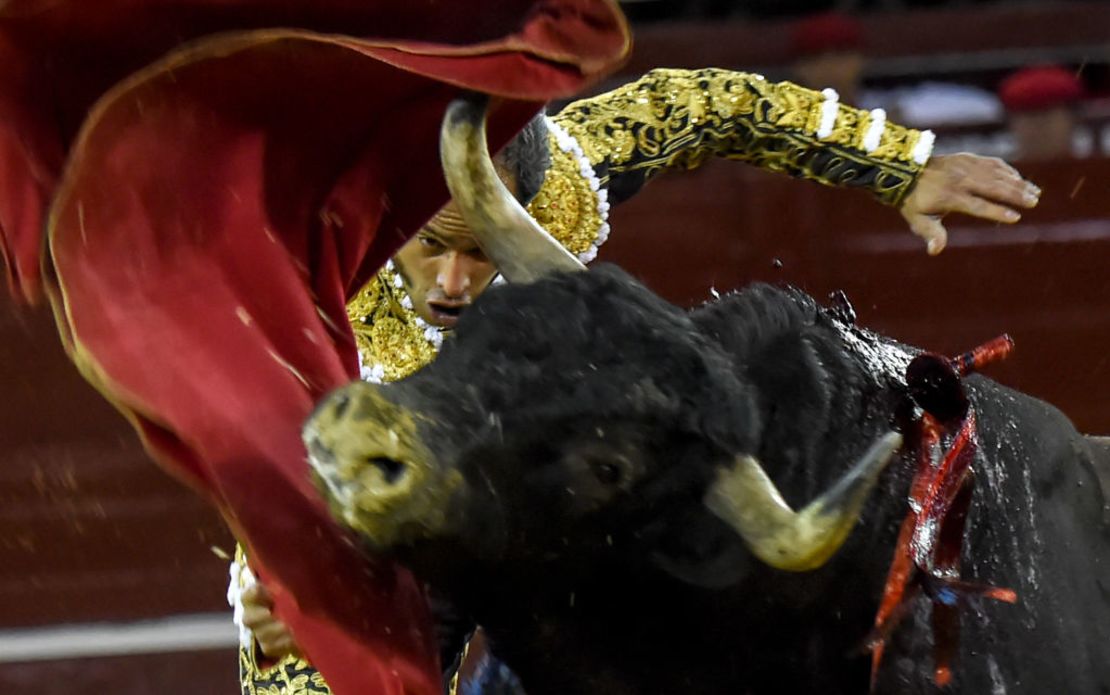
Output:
top-left (239, 67), bottom-right (932, 695)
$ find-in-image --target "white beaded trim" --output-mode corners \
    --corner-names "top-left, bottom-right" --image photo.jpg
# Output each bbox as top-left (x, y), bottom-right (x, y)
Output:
top-left (360, 358), bottom-right (386, 384)
top-left (544, 117), bottom-right (611, 263)
top-left (863, 108), bottom-right (887, 153)
top-left (817, 88), bottom-right (840, 140)
top-left (912, 129), bottom-right (936, 165)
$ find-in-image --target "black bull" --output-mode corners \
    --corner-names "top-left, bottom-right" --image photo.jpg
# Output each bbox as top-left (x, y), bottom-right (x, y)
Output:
top-left (305, 265), bottom-right (1110, 695)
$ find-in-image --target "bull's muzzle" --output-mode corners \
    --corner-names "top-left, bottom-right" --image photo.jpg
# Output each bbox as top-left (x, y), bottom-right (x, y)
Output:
top-left (705, 431), bottom-right (903, 571)
top-left (303, 383), bottom-right (462, 549)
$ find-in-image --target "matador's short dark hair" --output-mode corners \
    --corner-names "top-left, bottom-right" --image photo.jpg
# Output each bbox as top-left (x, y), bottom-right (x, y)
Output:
top-left (499, 111), bottom-right (551, 206)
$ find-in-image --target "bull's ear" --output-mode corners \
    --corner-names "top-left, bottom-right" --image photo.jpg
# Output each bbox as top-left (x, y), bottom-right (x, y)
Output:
top-left (705, 431), bottom-right (903, 572)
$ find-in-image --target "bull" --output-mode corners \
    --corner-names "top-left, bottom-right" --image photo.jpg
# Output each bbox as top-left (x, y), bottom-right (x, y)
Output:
top-left (304, 97), bottom-right (1110, 694)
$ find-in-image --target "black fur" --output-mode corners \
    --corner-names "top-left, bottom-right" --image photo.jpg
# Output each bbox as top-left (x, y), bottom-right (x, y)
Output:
top-left (332, 265), bottom-right (1110, 694)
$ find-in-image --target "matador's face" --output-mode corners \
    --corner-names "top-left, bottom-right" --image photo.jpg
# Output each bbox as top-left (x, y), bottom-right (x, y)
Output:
top-left (392, 204), bottom-right (497, 329)
top-left (391, 162), bottom-right (519, 329)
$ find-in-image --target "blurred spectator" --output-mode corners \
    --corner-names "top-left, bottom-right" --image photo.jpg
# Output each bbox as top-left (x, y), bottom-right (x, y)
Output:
top-left (789, 11), bottom-right (1003, 131)
top-left (998, 65), bottom-right (1089, 160)
top-left (883, 83), bottom-right (1003, 130)
top-left (790, 11), bottom-right (868, 106)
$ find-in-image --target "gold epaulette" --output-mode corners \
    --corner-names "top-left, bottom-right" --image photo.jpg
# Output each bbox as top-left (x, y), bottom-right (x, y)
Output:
top-left (526, 121), bottom-right (610, 263)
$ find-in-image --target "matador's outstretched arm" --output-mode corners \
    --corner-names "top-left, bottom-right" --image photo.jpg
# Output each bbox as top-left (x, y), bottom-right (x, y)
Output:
top-left (545, 68), bottom-right (1039, 255)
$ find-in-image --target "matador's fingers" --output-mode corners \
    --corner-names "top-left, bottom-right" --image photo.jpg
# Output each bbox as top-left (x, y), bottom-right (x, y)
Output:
top-left (961, 159), bottom-right (1040, 210)
top-left (908, 214), bottom-right (949, 256)
top-left (254, 622), bottom-right (302, 659)
top-left (241, 583), bottom-right (273, 609)
top-left (241, 603), bottom-right (275, 632)
top-left (950, 193), bottom-right (1023, 226)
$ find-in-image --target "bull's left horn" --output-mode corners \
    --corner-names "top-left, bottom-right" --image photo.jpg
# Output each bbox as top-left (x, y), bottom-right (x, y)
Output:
top-left (705, 431), bottom-right (903, 572)
top-left (440, 94), bottom-right (586, 283)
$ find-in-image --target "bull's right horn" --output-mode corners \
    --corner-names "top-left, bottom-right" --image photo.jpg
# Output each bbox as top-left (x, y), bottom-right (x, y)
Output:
top-left (705, 431), bottom-right (903, 572)
top-left (440, 94), bottom-right (586, 283)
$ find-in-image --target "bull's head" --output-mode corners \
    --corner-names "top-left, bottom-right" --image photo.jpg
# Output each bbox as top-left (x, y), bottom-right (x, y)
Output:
top-left (303, 96), bottom-right (902, 587)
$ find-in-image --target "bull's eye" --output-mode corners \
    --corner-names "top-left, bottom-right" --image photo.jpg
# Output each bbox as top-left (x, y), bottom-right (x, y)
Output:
top-left (367, 456), bottom-right (407, 485)
top-left (590, 460), bottom-right (624, 486)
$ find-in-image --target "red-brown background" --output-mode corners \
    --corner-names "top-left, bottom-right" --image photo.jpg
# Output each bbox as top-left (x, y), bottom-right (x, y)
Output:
top-left (3, 3), bottom-right (1108, 692)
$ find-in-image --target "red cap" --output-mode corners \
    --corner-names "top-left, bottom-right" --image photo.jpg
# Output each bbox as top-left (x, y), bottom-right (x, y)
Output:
top-left (790, 12), bottom-right (864, 58)
top-left (999, 66), bottom-right (1085, 112)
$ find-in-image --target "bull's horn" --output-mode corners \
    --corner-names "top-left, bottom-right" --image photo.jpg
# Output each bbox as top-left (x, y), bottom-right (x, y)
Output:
top-left (440, 94), bottom-right (586, 282)
top-left (705, 431), bottom-right (903, 572)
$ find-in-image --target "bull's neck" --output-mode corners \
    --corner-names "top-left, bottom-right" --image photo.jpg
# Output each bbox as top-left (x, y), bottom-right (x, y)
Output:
top-left (745, 314), bottom-right (913, 504)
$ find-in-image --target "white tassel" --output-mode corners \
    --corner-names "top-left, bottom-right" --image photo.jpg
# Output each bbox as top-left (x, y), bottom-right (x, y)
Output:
top-left (863, 109), bottom-right (887, 153)
top-left (912, 130), bottom-right (936, 165)
top-left (817, 88), bottom-right (840, 139)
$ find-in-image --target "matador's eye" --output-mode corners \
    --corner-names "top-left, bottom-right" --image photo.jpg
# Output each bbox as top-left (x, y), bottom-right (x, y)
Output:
top-left (419, 236), bottom-right (445, 252)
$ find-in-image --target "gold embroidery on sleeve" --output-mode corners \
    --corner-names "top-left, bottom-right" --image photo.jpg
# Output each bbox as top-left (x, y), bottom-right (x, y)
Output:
top-left (553, 68), bottom-right (926, 206)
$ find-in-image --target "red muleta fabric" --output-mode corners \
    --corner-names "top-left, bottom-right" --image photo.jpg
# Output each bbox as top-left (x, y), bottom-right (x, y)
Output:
top-left (0, 3), bottom-right (630, 693)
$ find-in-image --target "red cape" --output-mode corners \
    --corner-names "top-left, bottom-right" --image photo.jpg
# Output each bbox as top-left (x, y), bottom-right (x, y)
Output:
top-left (1, 3), bottom-right (629, 693)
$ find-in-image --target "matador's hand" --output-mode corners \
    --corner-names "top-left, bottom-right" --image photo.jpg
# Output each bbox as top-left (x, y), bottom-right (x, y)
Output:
top-left (241, 583), bottom-right (302, 661)
top-left (899, 153), bottom-right (1041, 255)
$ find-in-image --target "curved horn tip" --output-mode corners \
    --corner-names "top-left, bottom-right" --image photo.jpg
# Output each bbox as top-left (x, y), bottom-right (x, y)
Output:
top-left (705, 430), bottom-right (904, 572)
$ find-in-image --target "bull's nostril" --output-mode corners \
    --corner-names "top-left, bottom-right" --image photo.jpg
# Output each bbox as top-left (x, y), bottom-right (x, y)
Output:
top-left (368, 456), bottom-right (407, 485)
top-left (333, 393), bottom-right (352, 419)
